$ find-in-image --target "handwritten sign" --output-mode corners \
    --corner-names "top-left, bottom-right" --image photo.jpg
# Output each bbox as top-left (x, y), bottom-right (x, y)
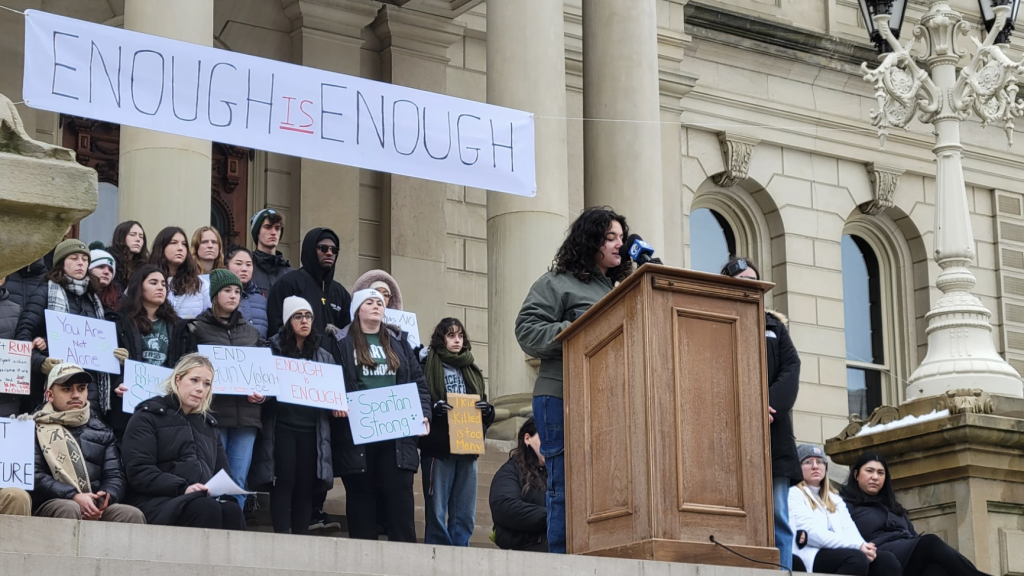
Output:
top-left (23, 10), bottom-right (536, 197)
top-left (122, 360), bottom-right (173, 413)
top-left (346, 383), bottom-right (425, 445)
top-left (384, 309), bottom-right (421, 349)
top-left (447, 393), bottom-right (485, 455)
top-left (0, 418), bottom-right (35, 490)
top-left (44, 310), bottom-right (119, 374)
top-left (199, 345), bottom-right (278, 396)
top-left (275, 357), bottom-right (348, 411)
top-left (0, 339), bottom-right (32, 395)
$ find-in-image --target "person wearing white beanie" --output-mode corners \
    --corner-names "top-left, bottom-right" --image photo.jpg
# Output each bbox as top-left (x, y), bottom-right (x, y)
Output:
top-left (349, 289), bottom-right (385, 325)
top-left (283, 295), bottom-right (314, 325)
top-left (88, 246), bottom-right (119, 311)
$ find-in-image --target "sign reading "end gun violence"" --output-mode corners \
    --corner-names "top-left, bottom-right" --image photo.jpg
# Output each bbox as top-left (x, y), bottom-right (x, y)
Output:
top-left (199, 345), bottom-right (278, 396)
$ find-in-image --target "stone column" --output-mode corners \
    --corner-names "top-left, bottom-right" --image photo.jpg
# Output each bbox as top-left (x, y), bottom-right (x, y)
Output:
top-left (582, 0), bottom-right (665, 249)
top-left (372, 5), bottom-right (461, 336)
top-left (283, 0), bottom-right (379, 289)
top-left (486, 0), bottom-right (570, 436)
top-left (119, 0), bottom-right (213, 238)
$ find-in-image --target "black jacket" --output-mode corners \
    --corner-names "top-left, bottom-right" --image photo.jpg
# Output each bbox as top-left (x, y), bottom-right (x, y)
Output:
top-left (248, 334), bottom-right (335, 493)
top-left (251, 249), bottom-right (291, 299)
top-left (31, 411), bottom-right (127, 510)
top-left (110, 311), bottom-right (175, 436)
top-left (266, 228), bottom-right (351, 338)
top-left (765, 311), bottom-right (801, 482)
top-left (490, 457), bottom-right (548, 552)
top-left (169, 308), bottom-right (264, 429)
top-left (122, 394), bottom-right (230, 526)
top-left (0, 287), bottom-right (23, 417)
top-left (327, 324), bottom-right (431, 476)
top-left (5, 259), bottom-right (48, 311)
top-left (845, 499), bottom-right (921, 566)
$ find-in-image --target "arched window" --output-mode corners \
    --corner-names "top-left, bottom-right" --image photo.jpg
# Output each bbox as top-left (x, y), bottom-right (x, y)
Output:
top-left (690, 208), bottom-right (736, 273)
top-left (842, 234), bottom-right (885, 417)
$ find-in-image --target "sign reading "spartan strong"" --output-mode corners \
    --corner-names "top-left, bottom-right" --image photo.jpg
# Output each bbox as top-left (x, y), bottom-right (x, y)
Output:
top-left (22, 9), bottom-right (536, 197)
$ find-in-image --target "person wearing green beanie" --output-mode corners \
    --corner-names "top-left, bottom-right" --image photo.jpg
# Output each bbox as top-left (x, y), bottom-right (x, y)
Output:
top-left (52, 239), bottom-right (90, 267)
top-left (208, 268), bottom-right (243, 300)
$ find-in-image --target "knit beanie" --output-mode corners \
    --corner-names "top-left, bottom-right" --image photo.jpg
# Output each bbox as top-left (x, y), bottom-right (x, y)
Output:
top-left (797, 444), bottom-right (827, 469)
top-left (250, 209), bottom-right (281, 244)
top-left (53, 239), bottom-right (90, 267)
top-left (208, 268), bottom-right (242, 299)
top-left (89, 249), bottom-right (116, 274)
top-left (282, 296), bottom-right (314, 325)
top-left (350, 288), bottom-right (385, 323)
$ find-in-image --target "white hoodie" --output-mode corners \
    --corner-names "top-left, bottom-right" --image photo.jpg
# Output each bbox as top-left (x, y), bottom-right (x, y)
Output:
top-left (788, 484), bottom-right (866, 572)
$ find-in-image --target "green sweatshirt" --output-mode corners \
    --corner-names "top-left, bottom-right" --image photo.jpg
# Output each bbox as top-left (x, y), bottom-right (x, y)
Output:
top-left (514, 270), bottom-right (616, 399)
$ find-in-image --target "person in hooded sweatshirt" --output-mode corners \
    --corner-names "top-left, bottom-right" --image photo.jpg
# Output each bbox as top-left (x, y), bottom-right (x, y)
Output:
top-left (249, 209), bottom-right (292, 298)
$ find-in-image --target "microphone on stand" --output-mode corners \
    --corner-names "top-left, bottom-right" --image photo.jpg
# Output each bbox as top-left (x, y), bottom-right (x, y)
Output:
top-left (620, 234), bottom-right (662, 266)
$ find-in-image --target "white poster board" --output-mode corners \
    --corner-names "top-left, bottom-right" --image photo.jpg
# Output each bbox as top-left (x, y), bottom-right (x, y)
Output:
top-left (44, 310), bottom-right (120, 374)
top-left (0, 339), bottom-right (32, 395)
top-left (198, 345), bottom-right (278, 396)
top-left (346, 383), bottom-right (425, 445)
top-left (383, 309), bottom-right (421, 349)
top-left (274, 357), bottom-right (348, 411)
top-left (23, 9), bottom-right (536, 197)
top-left (122, 360), bottom-right (173, 413)
top-left (0, 417), bottom-right (35, 490)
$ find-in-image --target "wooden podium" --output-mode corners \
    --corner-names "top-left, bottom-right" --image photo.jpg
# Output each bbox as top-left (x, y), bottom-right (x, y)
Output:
top-left (557, 264), bottom-right (779, 568)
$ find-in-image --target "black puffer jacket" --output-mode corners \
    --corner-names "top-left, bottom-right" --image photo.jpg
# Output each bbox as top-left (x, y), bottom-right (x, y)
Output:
top-left (249, 334), bottom-right (335, 493)
top-left (327, 324), bottom-right (431, 476)
top-left (0, 287), bottom-right (23, 417)
top-left (169, 308), bottom-right (264, 429)
top-left (251, 249), bottom-right (291, 299)
top-left (266, 228), bottom-right (351, 338)
top-left (110, 312), bottom-right (175, 437)
top-left (845, 499), bottom-right (921, 566)
top-left (766, 311), bottom-right (801, 482)
top-left (5, 259), bottom-right (48, 311)
top-left (122, 394), bottom-right (230, 526)
top-left (490, 457), bottom-right (548, 552)
top-left (31, 411), bottom-right (127, 510)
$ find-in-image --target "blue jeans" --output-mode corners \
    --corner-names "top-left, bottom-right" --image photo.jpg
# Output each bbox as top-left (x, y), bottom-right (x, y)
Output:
top-left (773, 477), bottom-right (794, 570)
top-left (532, 395), bottom-right (565, 554)
top-left (219, 426), bottom-right (258, 508)
top-left (421, 455), bottom-right (478, 546)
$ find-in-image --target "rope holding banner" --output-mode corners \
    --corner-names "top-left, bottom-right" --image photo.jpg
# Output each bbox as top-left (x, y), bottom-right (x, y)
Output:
top-left (0, 4), bottom-right (25, 15)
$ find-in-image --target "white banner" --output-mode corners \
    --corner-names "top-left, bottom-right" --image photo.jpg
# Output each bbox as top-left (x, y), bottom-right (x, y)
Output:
top-left (346, 383), bottom-right (425, 445)
top-left (274, 357), bottom-right (348, 411)
top-left (0, 418), bottom-right (35, 490)
top-left (22, 10), bottom-right (536, 197)
top-left (198, 345), bottom-right (278, 396)
top-left (44, 310), bottom-right (120, 374)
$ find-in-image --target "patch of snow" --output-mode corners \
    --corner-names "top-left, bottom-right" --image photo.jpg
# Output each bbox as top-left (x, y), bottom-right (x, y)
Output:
top-left (853, 409), bottom-right (950, 438)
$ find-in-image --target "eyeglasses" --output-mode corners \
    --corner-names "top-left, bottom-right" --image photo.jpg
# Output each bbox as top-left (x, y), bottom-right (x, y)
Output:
top-left (317, 244), bottom-right (338, 255)
top-left (292, 313), bottom-right (314, 322)
top-left (802, 458), bottom-right (827, 467)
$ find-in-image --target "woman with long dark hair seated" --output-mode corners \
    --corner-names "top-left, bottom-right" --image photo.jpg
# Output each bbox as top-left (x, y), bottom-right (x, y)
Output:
top-left (489, 417), bottom-right (548, 552)
top-left (843, 452), bottom-right (990, 576)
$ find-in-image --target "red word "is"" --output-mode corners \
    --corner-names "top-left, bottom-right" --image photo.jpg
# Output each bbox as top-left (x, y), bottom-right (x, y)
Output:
top-left (279, 96), bottom-right (314, 134)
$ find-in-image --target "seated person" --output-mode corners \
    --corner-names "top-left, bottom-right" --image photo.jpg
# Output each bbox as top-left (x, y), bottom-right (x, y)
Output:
top-left (28, 363), bottom-right (145, 523)
top-left (122, 353), bottom-right (244, 530)
top-left (0, 489), bottom-right (31, 516)
top-left (789, 445), bottom-right (898, 574)
top-left (843, 452), bottom-right (990, 576)
top-left (489, 417), bottom-right (548, 552)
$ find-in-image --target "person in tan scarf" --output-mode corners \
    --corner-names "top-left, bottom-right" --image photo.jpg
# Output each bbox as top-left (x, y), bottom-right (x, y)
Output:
top-left (28, 363), bottom-right (145, 523)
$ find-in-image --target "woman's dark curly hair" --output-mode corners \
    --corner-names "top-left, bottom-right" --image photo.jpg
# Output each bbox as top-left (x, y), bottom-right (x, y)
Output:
top-left (511, 417), bottom-right (547, 496)
top-left (279, 317), bottom-right (322, 360)
top-left (428, 317), bottom-right (472, 353)
top-left (110, 220), bottom-right (149, 287)
top-left (120, 265), bottom-right (180, 334)
top-left (550, 207), bottom-right (631, 283)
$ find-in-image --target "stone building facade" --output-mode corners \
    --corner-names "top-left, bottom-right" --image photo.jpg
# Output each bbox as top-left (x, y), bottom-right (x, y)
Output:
top-left (1, 0), bottom-right (1022, 453)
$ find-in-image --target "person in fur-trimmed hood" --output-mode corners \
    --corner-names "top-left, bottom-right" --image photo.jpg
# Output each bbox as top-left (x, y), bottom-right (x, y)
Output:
top-left (722, 257), bottom-right (801, 570)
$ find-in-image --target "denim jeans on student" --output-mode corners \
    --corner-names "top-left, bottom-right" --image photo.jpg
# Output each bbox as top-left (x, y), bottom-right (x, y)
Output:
top-left (422, 454), bottom-right (478, 546)
top-left (220, 426), bottom-right (258, 508)
top-left (773, 476), bottom-right (794, 570)
top-left (532, 395), bottom-right (565, 554)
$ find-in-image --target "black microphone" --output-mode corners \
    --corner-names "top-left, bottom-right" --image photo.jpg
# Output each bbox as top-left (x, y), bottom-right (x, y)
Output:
top-left (620, 234), bottom-right (656, 265)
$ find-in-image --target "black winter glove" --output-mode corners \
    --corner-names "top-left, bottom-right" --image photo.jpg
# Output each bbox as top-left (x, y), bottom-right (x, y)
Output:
top-left (432, 400), bottom-right (453, 417)
top-left (474, 400), bottom-right (494, 418)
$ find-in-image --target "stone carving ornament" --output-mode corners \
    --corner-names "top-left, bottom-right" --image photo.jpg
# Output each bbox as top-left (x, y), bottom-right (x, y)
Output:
top-left (861, 162), bottom-right (904, 215)
top-left (712, 132), bottom-right (761, 188)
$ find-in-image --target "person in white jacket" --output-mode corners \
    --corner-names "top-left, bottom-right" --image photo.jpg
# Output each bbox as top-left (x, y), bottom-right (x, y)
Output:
top-left (789, 445), bottom-right (902, 575)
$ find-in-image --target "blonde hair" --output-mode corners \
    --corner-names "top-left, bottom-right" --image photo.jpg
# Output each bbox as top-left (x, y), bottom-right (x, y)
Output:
top-left (190, 226), bottom-right (224, 273)
top-left (162, 353), bottom-right (216, 415)
top-left (797, 477), bottom-right (838, 514)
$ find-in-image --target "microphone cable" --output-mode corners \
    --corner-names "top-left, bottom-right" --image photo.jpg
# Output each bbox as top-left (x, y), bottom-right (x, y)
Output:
top-left (708, 535), bottom-right (792, 575)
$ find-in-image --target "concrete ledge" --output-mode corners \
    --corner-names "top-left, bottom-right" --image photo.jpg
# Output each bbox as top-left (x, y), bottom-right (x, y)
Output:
top-left (0, 515), bottom-right (777, 575)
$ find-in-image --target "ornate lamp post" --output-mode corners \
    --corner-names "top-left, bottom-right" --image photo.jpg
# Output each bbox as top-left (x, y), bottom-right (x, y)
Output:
top-left (858, 0), bottom-right (1024, 399)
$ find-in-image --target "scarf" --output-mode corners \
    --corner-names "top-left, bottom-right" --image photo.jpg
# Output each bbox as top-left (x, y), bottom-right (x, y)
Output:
top-left (426, 347), bottom-right (484, 402)
top-left (46, 280), bottom-right (111, 413)
top-left (32, 403), bottom-right (93, 494)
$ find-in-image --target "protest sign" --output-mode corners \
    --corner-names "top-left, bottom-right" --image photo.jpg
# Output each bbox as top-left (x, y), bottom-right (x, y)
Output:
top-left (447, 393), bottom-right (485, 455)
top-left (0, 417), bottom-right (35, 490)
top-left (274, 357), bottom-right (348, 411)
top-left (44, 310), bottom-right (120, 374)
top-left (346, 383), bottom-right (425, 445)
top-left (383, 309), bottom-right (421, 349)
top-left (0, 339), bottom-right (32, 395)
top-left (198, 345), bottom-right (278, 396)
top-left (23, 10), bottom-right (536, 197)
top-left (122, 360), bottom-right (173, 413)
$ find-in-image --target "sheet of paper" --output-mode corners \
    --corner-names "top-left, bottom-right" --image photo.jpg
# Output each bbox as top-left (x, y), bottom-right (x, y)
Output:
top-left (205, 468), bottom-right (253, 497)
top-left (346, 383), bottom-right (426, 445)
top-left (0, 339), bottom-right (32, 395)
top-left (122, 360), bottom-right (173, 413)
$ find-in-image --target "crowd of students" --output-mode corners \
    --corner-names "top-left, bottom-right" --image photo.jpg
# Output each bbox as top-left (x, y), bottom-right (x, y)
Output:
top-left (0, 206), bottom-right (992, 574)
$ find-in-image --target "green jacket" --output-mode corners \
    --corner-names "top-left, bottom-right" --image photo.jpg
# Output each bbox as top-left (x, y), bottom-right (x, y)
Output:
top-left (514, 270), bottom-right (616, 398)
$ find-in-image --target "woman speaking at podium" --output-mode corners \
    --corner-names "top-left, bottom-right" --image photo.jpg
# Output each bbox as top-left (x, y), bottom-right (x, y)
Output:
top-left (514, 207), bottom-right (632, 554)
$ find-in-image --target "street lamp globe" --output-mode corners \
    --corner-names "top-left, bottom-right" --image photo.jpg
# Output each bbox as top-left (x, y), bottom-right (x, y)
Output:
top-left (858, 0), bottom-right (909, 53)
top-left (979, 0), bottom-right (1022, 45)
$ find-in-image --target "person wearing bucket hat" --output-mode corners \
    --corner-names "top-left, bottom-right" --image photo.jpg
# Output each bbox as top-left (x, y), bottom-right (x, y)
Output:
top-left (789, 445), bottom-right (900, 575)
top-left (250, 209), bottom-right (291, 297)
